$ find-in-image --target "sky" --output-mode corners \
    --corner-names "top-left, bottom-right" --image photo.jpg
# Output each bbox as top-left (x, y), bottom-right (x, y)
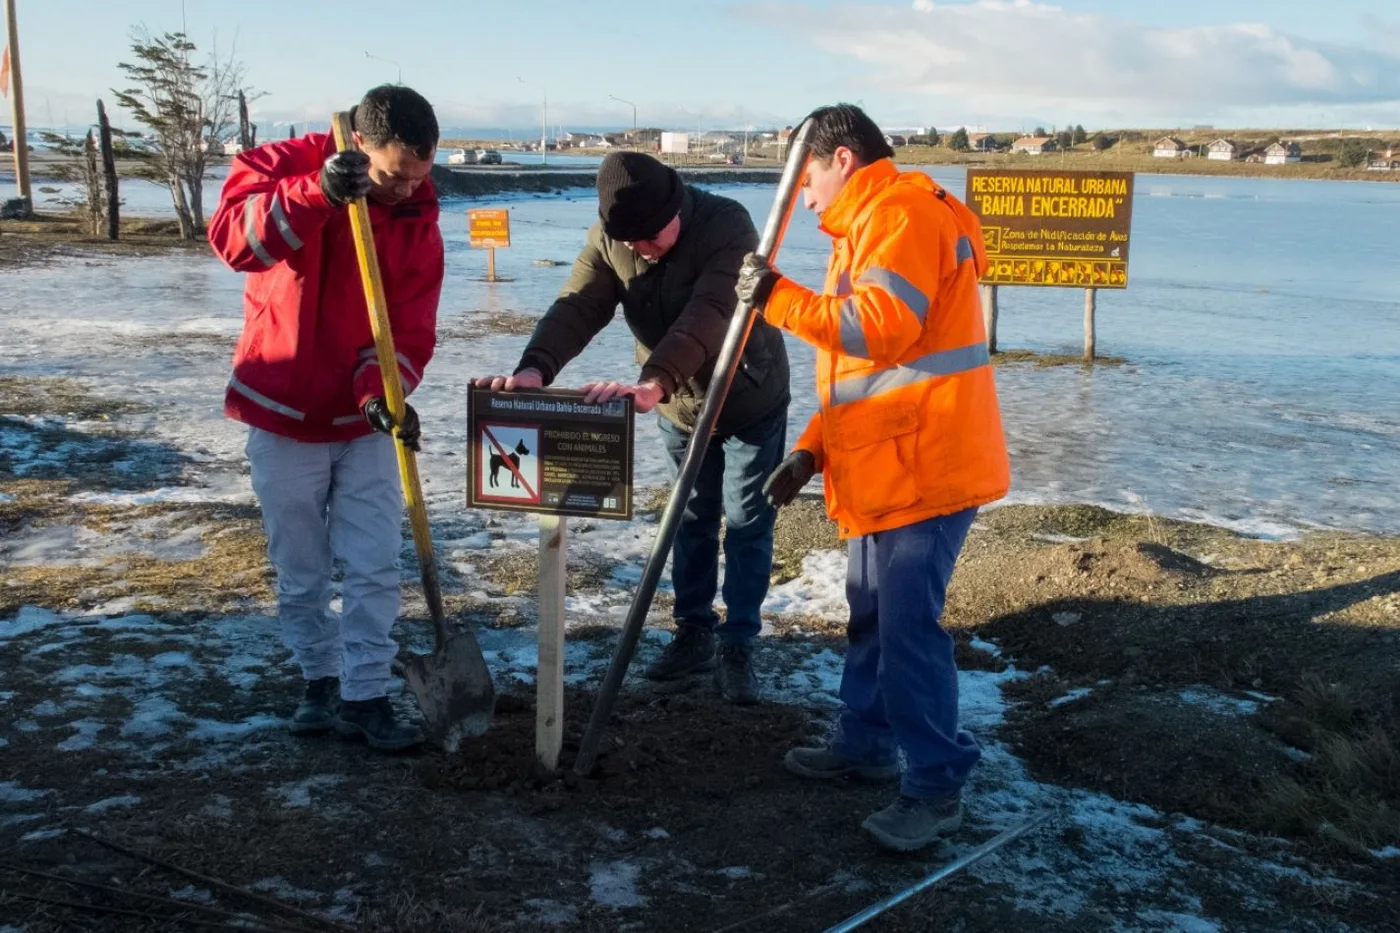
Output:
top-left (7, 0), bottom-right (1400, 135)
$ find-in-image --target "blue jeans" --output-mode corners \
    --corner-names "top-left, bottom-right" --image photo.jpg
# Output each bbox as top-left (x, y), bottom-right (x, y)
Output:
top-left (835, 507), bottom-right (981, 799)
top-left (657, 406), bottom-right (787, 647)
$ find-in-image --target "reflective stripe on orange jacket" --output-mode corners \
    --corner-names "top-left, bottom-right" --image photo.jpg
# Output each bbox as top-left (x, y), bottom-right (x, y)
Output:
top-left (764, 158), bottom-right (1010, 538)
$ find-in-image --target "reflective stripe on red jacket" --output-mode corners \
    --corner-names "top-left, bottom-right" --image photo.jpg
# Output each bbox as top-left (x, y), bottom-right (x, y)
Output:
top-left (208, 132), bottom-right (443, 443)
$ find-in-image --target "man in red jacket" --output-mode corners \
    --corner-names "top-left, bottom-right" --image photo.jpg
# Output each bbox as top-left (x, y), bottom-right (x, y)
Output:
top-left (208, 85), bottom-right (444, 752)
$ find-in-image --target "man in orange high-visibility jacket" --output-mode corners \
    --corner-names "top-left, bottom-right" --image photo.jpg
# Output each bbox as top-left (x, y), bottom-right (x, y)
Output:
top-left (736, 103), bottom-right (1010, 853)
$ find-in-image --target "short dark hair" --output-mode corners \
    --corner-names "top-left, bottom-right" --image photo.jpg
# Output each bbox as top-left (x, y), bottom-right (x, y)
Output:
top-left (799, 103), bottom-right (893, 164)
top-left (353, 85), bottom-right (439, 160)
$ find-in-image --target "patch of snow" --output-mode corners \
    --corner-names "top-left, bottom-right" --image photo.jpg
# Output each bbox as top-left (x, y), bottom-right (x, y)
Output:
top-left (272, 775), bottom-right (344, 809)
top-left (20, 828), bottom-right (67, 842)
top-left (85, 794), bottom-right (142, 813)
top-left (1032, 533), bottom-right (1091, 544)
top-left (716, 866), bottom-right (756, 880)
top-left (121, 697), bottom-right (188, 738)
top-left (644, 827), bottom-right (670, 840)
top-left (1371, 846), bottom-right (1400, 860)
top-left (1052, 611), bottom-right (1081, 627)
top-left (761, 549), bottom-right (848, 618)
top-left (1049, 687), bottom-right (1094, 709)
top-left (1137, 910), bottom-right (1222, 932)
top-left (1242, 691), bottom-right (1280, 704)
top-left (169, 885), bottom-right (214, 904)
top-left (14, 719), bottom-right (40, 733)
top-left (0, 814), bottom-right (45, 829)
top-left (201, 795), bottom-right (234, 820)
top-left (57, 720), bottom-right (108, 751)
top-left (1, 605), bottom-right (68, 640)
top-left (31, 699), bottom-right (67, 717)
top-left (0, 492), bottom-right (14, 502)
top-left (187, 714), bottom-right (285, 742)
top-left (363, 852), bottom-right (387, 868)
top-left (250, 877), bottom-right (322, 903)
top-left (1178, 688), bottom-right (1259, 717)
top-left (0, 781), bottom-right (50, 804)
top-left (969, 636), bottom-right (1002, 657)
top-left (588, 860), bottom-right (647, 909)
top-left (0, 691), bottom-right (14, 703)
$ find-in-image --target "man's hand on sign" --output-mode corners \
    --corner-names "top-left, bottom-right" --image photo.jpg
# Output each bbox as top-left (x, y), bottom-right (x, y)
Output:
top-left (473, 368), bottom-right (544, 393)
top-left (581, 380), bottom-right (665, 414)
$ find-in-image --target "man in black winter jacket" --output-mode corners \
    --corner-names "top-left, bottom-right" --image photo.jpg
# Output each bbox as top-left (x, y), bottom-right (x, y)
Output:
top-left (476, 152), bottom-right (790, 704)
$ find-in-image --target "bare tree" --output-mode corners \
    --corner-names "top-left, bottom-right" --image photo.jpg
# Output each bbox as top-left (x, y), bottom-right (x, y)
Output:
top-left (112, 28), bottom-right (251, 239)
top-left (38, 130), bottom-right (104, 235)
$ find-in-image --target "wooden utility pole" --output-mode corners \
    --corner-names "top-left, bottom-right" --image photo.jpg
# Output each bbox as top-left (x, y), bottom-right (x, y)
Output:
top-left (1084, 288), bottom-right (1097, 360)
top-left (96, 99), bottom-right (118, 240)
top-left (237, 91), bottom-right (252, 151)
top-left (4, 0), bottom-right (32, 214)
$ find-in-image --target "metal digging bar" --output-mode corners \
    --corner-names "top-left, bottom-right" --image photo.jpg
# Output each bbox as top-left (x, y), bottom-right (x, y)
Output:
top-left (573, 121), bottom-right (814, 778)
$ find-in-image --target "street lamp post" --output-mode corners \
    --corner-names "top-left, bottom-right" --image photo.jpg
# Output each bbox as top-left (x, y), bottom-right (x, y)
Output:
top-left (609, 95), bottom-right (636, 138)
top-left (518, 77), bottom-right (547, 164)
top-left (363, 51), bottom-right (401, 85)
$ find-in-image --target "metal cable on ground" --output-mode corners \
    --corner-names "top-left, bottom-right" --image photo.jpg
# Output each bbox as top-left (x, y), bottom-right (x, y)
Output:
top-left (73, 828), bottom-right (357, 933)
top-left (822, 812), bottom-right (1056, 933)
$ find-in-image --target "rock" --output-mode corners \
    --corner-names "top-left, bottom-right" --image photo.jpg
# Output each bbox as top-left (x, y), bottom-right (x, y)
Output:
top-left (1, 197), bottom-right (31, 220)
top-left (1052, 611), bottom-right (1082, 627)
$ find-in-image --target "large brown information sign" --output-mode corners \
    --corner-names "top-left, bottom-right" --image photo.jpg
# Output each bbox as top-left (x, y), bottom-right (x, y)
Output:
top-left (467, 387), bottom-right (634, 520)
top-left (964, 169), bottom-right (1134, 289)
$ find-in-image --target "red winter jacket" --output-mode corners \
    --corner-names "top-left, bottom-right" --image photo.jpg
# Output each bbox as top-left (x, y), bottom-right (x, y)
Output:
top-left (208, 132), bottom-right (444, 442)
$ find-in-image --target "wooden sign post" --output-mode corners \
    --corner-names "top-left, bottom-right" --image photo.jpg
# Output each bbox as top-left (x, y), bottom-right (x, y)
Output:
top-left (467, 387), bottom-right (635, 770)
top-left (467, 208), bottom-right (510, 281)
top-left (964, 169), bottom-right (1134, 360)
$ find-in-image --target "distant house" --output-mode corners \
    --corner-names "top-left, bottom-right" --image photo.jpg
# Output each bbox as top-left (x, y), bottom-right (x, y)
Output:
top-left (1241, 147), bottom-right (1268, 163)
top-left (967, 133), bottom-right (999, 152)
top-left (1011, 135), bottom-right (1055, 155)
top-left (1264, 141), bottom-right (1301, 165)
top-left (1153, 136), bottom-right (1189, 159)
top-left (1368, 149), bottom-right (1400, 171)
top-left (1207, 139), bottom-right (1240, 161)
top-left (883, 134), bottom-right (908, 148)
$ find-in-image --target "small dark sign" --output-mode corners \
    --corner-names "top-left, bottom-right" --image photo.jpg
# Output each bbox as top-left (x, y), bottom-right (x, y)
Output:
top-left (467, 387), bottom-right (634, 520)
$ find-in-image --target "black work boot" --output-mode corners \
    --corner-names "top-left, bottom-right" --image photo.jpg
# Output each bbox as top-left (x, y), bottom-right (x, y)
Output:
top-left (644, 624), bottom-right (716, 681)
top-left (290, 676), bottom-right (339, 736)
top-left (335, 696), bottom-right (425, 752)
top-left (714, 643), bottom-right (759, 705)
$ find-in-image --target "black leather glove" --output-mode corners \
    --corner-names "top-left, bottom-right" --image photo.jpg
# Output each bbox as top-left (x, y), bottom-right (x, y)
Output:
top-left (319, 150), bottom-right (372, 207)
top-left (736, 252), bottom-right (781, 311)
top-left (363, 397), bottom-right (421, 451)
top-left (762, 450), bottom-right (816, 508)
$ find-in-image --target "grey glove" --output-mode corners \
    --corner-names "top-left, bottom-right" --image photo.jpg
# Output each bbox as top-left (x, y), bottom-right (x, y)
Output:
top-left (736, 252), bottom-right (781, 311)
top-left (762, 450), bottom-right (816, 508)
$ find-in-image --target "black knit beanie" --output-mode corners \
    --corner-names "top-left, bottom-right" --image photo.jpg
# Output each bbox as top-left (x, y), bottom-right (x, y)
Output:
top-left (596, 151), bottom-right (683, 242)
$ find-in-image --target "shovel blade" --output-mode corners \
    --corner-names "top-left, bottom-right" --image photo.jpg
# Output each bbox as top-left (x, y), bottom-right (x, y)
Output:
top-left (400, 630), bottom-right (495, 753)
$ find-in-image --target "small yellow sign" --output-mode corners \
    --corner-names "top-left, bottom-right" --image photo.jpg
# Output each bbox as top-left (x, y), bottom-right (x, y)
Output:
top-left (468, 209), bottom-right (511, 249)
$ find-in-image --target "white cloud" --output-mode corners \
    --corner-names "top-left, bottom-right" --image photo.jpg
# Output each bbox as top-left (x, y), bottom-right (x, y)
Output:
top-left (739, 0), bottom-right (1400, 123)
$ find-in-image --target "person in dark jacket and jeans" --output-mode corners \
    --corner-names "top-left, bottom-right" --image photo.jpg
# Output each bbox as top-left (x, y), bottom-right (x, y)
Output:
top-left (475, 151), bottom-right (790, 703)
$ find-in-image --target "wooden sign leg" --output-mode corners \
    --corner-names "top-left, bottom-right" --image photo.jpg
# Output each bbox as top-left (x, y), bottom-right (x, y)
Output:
top-left (536, 514), bottom-right (567, 770)
top-left (1083, 287), bottom-right (1097, 361)
top-left (487, 246), bottom-right (497, 282)
top-left (980, 283), bottom-right (999, 355)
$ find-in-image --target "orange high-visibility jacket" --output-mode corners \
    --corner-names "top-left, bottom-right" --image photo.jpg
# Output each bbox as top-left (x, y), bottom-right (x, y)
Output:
top-left (764, 159), bottom-right (1010, 538)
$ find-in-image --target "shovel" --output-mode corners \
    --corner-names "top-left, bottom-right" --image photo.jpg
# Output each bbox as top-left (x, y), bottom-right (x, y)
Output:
top-left (331, 112), bottom-right (495, 750)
